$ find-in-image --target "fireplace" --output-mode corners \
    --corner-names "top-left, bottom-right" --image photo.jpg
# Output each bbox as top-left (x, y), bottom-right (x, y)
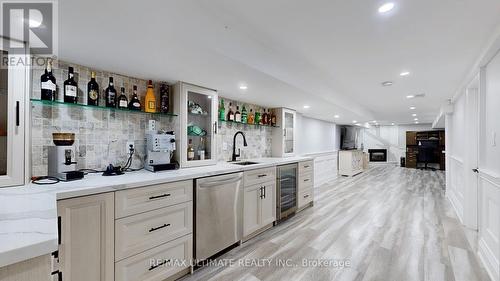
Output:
top-left (368, 149), bottom-right (387, 162)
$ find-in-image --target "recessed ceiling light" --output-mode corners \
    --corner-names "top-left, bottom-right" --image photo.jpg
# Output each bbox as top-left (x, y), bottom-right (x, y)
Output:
top-left (352, 120), bottom-right (357, 123)
top-left (382, 81), bottom-right (393, 87)
top-left (412, 113), bottom-right (417, 117)
top-left (410, 106), bottom-right (416, 110)
top-left (239, 85), bottom-right (248, 90)
top-left (391, 123), bottom-right (395, 125)
top-left (415, 121), bottom-right (419, 124)
top-left (334, 115), bottom-right (340, 119)
top-left (303, 105), bottom-right (310, 109)
top-left (400, 71), bottom-right (410, 76)
top-left (414, 118), bottom-right (419, 121)
top-left (406, 95), bottom-right (415, 99)
top-left (378, 2), bottom-right (395, 13)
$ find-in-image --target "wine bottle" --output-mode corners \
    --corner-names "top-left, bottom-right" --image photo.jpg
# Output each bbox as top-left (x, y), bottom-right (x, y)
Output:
top-left (271, 110), bottom-right (277, 126)
top-left (241, 105), bottom-right (248, 123)
top-left (219, 98), bottom-right (225, 121)
top-left (63, 67), bottom-right (78, 103)
top-left (235, 106), bottom-right (241, 122)
top-left (145, 80), bottom-right (156, 113)
top-left (262, 109), bottom-right (268, 125)
top-left (159, 83), bottom-right (169, 113)
top-left (40, 61), bottom-right (56, 101)
top-left (128, 85), bottom-right (141, 110)
top-left (197, 137), bottom-right (206, 160)
top-left (105, 77), bottom-right (117, 108)
top-left (87, 71), bottom-right (99, 106)
top-left (117, 87), bottom-right (128, 109)
top-left (255, 110), bottom-right (261, 125)
top-left (248, 109), bottom-right (254, 124)
top-left (187, 139), bottom-right (195, 161)
top-left (227, 102), bottom-right (234, 121)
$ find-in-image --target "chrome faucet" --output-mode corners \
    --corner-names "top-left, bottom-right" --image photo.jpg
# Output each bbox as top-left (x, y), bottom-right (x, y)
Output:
top-left (232, 131), bottom-right (248, 162)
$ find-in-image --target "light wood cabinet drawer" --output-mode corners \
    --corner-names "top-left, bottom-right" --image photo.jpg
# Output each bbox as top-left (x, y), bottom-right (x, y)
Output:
top-left (298, 160), bottom-right (313, 175)
top-left (116, 180), bottom-right (193, 218)
top-left (298, 188), bottom-right (313, 208)
top-left (243, 167), bottom-right (276, 187)
top-left (115, 234), bottom-right (192, 281)
top-left (115, 202), bottom-right (193, 261)
top-left (298, 172), bottom-right (313, 193)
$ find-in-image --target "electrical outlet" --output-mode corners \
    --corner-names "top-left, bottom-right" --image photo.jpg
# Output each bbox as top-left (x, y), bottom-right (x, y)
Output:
top-left (126, 141), bottom-right (135, 152)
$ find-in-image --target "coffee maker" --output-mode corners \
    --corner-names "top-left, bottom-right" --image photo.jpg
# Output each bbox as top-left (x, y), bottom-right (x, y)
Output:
top-left (48, 133), bottom-right (84, 181)
top-left (145, 120), bottom-right (177, 172)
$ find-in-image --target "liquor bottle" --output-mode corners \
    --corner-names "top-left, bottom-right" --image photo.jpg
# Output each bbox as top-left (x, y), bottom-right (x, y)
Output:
top-left (159, 83), bottom-right (169, 113)
top-left (241, 105), bottom-right (248, 123)
top-left (271, 110), bottom-right (277, 126)
top-left (63, 67), bottom-right (78, 103)
top-left (248, 109), bottom-right (255, 124)
top-left (117, 87), bottom-right (128, 109)
top-left (87, 71), bottom-right (99, 106)
top-left (197, 137), bottom-right (206, 160)
top-left (128, 85), bottom-right (141, 110)
top-left (235, 106), bottom-right (241, 122)
top-left (219, 98), bottom-right (225, 121)
top-left (145, 80), bottom-right (156, 113)
top-left (266, 109), bottom-right (272, 125)
top-left (105, 77), bottom-right (117, 108)
top-left (255, 110), bottom-right (261, 125)
top-left (261, 109), bottom-right (267, 125)
top-left (187, 139), bottom-right (195, 161)
top-left (40, 61), bottom-right (56, 101)
top-left (227, 102), bottom-right (235, 121)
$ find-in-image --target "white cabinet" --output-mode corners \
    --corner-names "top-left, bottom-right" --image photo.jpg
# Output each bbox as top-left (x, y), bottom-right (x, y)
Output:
top-left (57, 192), bottom-right (115, 281)
top-left (174, 82), bottom-right (218, 168)
top-left (243, 168), bottom-right (276, 238)
top-left (0, 39), bottom-right (29, 187)
top-left (298, 161), bottom-right (314, 210)
top-left (338, 150), bottom-right (364, 177)
top-left (271, 108), bottom-right (297, 157)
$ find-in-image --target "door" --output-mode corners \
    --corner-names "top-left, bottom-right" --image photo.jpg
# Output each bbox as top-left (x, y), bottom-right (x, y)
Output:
top-left (58, 193), bottom-right (115, 281)
top-left (177, 82), bottom-right (218, 168)
top-left (464, 80), bottom-right (479, 230)
top-left (243, 184), bottom-right (261, 237)
top-left (0, 38), bottom-right (27, 187)
top-left (283, 109), bottom-right (296, 156)
top-left (260, 183), bottom-right (276, 226)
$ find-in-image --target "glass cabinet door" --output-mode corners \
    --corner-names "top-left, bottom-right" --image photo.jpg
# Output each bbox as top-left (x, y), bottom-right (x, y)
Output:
top-left (177, 82), bottom-right (217, 167)
top-left (283, 109), bottom-right (295, 155)
top-left (0, 41), bottom-right (27, 187)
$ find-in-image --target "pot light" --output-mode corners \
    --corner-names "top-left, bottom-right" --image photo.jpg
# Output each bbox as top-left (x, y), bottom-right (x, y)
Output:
top-left (400, 71), bottom-right (410, 77)
top-left (334, 115), bottom-right (340, 119)
top-left (303, 105), bottom-right (310, 109)
top-left (414, 118), bottom-right (419, 121)
top-left (412, 113), bottom-right (417, 117)
top-left (391, 123), bottom-right (395, 125)
top-left (378, 2), bottom-right (395, 13)
top-left (415, 121), bottom-right (419, 124)
top-left (352, 120), bottom-right (357, 123)
top-left (382, 81), bottom-right (393, 87)
top-left (409, 106), bottom-right (416, 110)
top-left (239, 85), bottom-right (248, 90)
top-left (406, 95), bottom-right (415, 99)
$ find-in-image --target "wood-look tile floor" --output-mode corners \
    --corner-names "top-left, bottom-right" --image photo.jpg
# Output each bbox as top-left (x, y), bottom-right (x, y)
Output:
top-left (181, 166), bottom-right (490, 281)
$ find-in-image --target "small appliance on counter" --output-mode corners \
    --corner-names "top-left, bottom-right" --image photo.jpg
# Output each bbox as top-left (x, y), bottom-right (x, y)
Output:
top-left (48, 133), bottom-right (84, 181)
top-left (145, 120), bottom-right (177, 172)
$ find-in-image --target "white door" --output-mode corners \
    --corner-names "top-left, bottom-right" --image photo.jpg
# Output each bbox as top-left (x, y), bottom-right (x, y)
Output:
top-left (463, 78), bottom-right (479, 230)
top-left (0, 38), bottom-right (28, 187)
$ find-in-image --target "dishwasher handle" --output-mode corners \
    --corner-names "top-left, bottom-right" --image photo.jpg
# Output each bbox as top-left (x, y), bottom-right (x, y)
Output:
top-left (197, 173), bottom-right (243, 188)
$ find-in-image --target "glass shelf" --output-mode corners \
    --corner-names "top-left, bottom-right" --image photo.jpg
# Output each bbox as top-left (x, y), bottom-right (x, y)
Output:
top-left (30, 99), bottom-right (178, 117)
top-left (219, 119), bottom-right (279, 128)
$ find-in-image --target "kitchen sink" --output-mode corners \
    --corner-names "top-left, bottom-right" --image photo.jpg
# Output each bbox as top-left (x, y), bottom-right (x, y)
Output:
top-left (230, 161), bottom-right (260, 166)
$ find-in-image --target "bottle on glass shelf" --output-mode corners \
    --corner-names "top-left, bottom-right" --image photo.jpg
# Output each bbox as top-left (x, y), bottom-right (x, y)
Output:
top-left (128, 85), bottom-right (141, 110)
top-left (254, 110), bottom-right (261, 125)
top-left (187, 139), bottom-right (195, 161)
top-left (266, 109), bottom-right (272, 125)
top-left (105, 77), bottom-right (117, 108)
top-left (40, 61), bottom-right (56, 101)
top-left (261, 109), bottom-right (267, 125)
top-left (63, 67), bottom-right (78, 103)
top-left (144, 80), bottom-right (156, 113)
top-left (227, 102), bottom-right (235, 121)
top-left (219, 98), bottom-right (225, 121)
top-left (198, 137), bottom-right (206, 160)
top-left (248, 109), bottom-right (254, 124)
top-left (235, 106), bottom-right (241, 122)
top-left (241, 105), bottom-right (248, 123)
top-left (87, 71), bottom-right (99, 106)
top-left (271, 110), bottom-right (277, 126)
top-left (159, 83), bottom-right (169, 113)
top-left (117, 87), bottom-right (128, 109)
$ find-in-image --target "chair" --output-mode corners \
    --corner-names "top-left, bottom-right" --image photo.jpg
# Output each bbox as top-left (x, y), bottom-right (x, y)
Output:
top-left (417, 145), bottom-right (436, 170)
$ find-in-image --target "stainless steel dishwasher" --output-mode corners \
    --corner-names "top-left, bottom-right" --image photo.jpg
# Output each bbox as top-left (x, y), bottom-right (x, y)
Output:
top-left (195, 172), bottom-right (243, 261)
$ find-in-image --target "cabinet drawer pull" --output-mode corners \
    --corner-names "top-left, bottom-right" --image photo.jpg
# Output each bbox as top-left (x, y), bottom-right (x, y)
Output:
top-left (149, 193), bottom-right (171, 200)
top-left (257, 174), bottom-right (267, 178)
top-left (304, 194), bottom-right (309, 198)
top-left (15, 101), bottom-right (20, 126)
top-left (304, 179), bottom-right (310, 182)
top-left (149, 259), bottom-right (171, 271)
top-left (149, 223), bottom-right (170, 232)
top-left (303, 165), bottom-right (310, 168)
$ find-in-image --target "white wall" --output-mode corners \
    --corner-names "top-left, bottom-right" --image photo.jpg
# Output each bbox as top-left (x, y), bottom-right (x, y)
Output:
top-left (361, 124), bottom-right (433, 162)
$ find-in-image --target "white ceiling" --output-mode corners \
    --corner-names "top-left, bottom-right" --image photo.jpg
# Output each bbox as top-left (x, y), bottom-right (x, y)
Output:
top-left (58, 0), bottom-right (500, 125)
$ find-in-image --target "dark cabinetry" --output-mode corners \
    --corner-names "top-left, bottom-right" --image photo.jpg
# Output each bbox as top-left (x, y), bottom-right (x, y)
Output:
top-left (405, 130), bottom-right (445, 170)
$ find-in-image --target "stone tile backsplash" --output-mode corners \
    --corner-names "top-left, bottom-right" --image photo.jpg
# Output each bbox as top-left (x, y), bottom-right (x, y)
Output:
top-left (30, 60), bottom-right (273, 176)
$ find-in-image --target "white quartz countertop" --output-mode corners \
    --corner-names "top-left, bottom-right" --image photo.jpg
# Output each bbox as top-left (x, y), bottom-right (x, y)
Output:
top-left (0, 156), bottom-right (311, 268)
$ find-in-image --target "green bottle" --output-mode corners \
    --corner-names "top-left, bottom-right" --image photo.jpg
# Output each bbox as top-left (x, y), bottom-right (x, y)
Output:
top-left (255, 110), bottom-right (261, 125)
top-left (219, 98), bottom-right (225, 121)
top-left (241, 105), bottom-right (248, 123)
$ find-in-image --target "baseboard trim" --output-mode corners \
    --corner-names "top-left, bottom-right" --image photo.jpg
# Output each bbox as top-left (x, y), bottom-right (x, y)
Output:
top-left (478, 237), bottom-right (500, 281)
top-left (446, 188), bottom-right (464, 224)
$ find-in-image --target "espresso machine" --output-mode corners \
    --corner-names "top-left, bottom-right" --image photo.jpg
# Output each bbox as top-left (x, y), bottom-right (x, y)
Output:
top-left (48, 133), bottom-right (84, 181)
top-left (145, 120), bottom-right (177, 172)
